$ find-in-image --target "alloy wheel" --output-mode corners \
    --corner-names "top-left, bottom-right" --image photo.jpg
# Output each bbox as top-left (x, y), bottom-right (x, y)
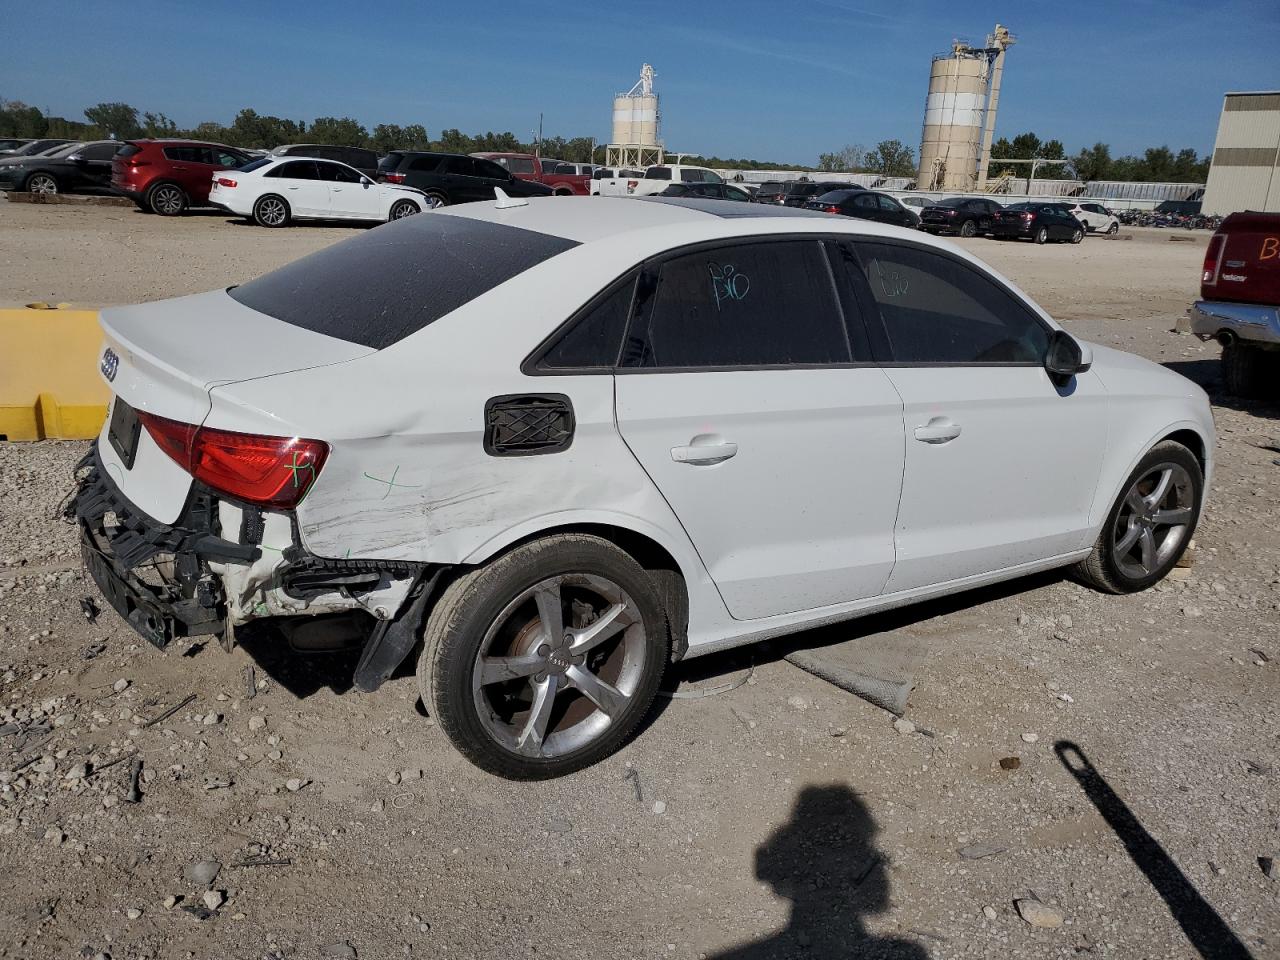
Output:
top-left (1111, 463), bottom-right (1195, 579)
top-left (28, 174), bottom-right (57, 194)
top-left (257, 197), bottom-right (287, 226)
top-left (390, 200), bottom-right (418, 220)
top-left (152, 185), bottom-right (184, 215)
top-left (471, 574), bottom-right (645, 759)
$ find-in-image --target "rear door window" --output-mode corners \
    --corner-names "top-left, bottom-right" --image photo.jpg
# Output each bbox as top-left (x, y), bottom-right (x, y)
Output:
top-left (409, 155), bottom-right (442, 173)
top-left (852, 242), bottom-right (1049, 365)
top-left (621, 240), bottom-right (854, 369)
top-left (228, 216), bottom-right (579, 350)
top-left (268, 160), bottom-right (321, 180)
top-left (317, 162), bottom-right (363, 183)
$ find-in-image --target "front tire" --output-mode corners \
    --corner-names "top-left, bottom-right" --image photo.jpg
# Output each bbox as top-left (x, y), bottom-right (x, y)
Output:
top-left (388, 199), bottom-right (420, 221)
top-left (1073, 441), bottom-right (1202, 594)
top-left (418, 534), bottom-right (670, 780)
top-left (146, 182), bottom-right (188, 216)
top-left (1107, 222), bottom-right (1119, 235)
top-left (26, 173), bottom-right (58, 194)
top-left (253, 194), bottom-right (290, 228)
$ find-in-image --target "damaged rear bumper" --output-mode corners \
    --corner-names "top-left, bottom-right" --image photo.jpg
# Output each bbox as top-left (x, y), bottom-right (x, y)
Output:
top-left (72, 445), bottom-right (436, 688)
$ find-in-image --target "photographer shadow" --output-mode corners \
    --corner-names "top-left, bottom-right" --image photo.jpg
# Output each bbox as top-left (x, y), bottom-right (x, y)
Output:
top-left (710, 785), bottom-right (926, 960)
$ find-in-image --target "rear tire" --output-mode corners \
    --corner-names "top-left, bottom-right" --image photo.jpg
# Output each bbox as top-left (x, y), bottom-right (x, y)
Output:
top-left (1222, 341), bottom-right (1279, 400)
top-left (423, 191), bottom-right (447, 208)
top-left (1034, 227), bottom-right (1049, 245)
top-left (146, 182), bottom-right (188, 216)
top-left (1070, 227), bottom-right (1084, 244)
top-left (253, 194), bottom-right (290, 228)
top-left (417, 534), bottom-right (670, 780)
top-left (960, 219), bottom-right (977, 238)
top-left (1073, 441), bottom-right (1203, 594)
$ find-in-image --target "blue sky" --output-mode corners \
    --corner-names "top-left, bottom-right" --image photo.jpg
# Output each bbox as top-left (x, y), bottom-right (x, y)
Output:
top-left (3, 0), bottom-right (1277, 165)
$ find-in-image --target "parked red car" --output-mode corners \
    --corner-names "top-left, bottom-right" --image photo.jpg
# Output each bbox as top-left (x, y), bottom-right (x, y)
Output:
top-left (471, 152), bottom-right (591, 196)
top-left (112, 139), bottom-right (254, 215)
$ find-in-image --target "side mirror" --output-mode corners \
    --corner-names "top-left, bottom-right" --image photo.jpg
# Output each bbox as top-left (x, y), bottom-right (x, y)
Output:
top-left (362, 177), bottom-right (372, 188)
top-left (66, 154), bottom-right (84, 163)
top-left (1045, 330), bottom-right (1089, 380)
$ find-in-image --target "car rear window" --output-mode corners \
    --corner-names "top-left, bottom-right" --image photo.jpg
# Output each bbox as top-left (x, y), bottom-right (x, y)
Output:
top-left (227, 215), bottom-right (579, 350)
top-left (238, 157), bottom-right (272, 173)
top-left (379, 152), bottom-right (405, 171)
top-left (644, 167), bottom-right (673, 180)
top-left (117, 144), bottom-right (143, 159)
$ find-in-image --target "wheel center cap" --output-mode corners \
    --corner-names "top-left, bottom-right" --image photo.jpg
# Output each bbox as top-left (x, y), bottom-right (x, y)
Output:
top-left (544, 637), bottom-right (574, 674)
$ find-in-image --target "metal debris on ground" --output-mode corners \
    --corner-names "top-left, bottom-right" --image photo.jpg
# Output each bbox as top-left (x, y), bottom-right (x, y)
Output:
top-left (244, 664), bottom-right (257, 699)
top-left (958, 842), bottom-right (1007, 860)
top-left (141, 693), bottom-right (197, 728)
top-left (657, 661), bottom-right (754, 700)
top-left (84, 751), bottom-right (137, 780)
top-left (79, 597), bottom-right (99, 623)
top-left (82, 641), bottom-right (106, 660)
top-left (124, 757), bottom-right (143, 803)
top-left (623, 767), bottom-right (643, 802)
top-left (233, 856), bottom-right (291, 868)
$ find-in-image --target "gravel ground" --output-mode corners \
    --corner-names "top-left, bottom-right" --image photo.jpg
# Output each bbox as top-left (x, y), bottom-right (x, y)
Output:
top-left (0, 201), bottom-right (1277, 960)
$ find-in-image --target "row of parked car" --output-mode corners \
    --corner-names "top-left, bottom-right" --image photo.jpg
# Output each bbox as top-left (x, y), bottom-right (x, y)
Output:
top-left (0, 135), bottom-right (1121, 241)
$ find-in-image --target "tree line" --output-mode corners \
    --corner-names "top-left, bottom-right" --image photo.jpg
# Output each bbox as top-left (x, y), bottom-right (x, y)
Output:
top-left (1, 98), bottom-right (816, 170)
top-left (989, 131), bottom-right (1210, 183)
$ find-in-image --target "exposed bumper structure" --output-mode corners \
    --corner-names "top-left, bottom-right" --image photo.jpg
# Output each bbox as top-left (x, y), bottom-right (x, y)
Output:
top-left (1190, 300), bottom-right (1280, 347)
top-left (72, 445), bottom-right (427, 689)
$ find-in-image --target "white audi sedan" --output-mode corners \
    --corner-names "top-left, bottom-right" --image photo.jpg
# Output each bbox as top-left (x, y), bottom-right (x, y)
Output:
top-left (208, 155), bottom-right (426, 227)
top-left (75, 196), bottom-right (1213, 779)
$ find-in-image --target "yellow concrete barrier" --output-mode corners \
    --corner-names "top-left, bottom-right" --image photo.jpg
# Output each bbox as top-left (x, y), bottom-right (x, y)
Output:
top-left (0, 307), bottom-right (108, 440)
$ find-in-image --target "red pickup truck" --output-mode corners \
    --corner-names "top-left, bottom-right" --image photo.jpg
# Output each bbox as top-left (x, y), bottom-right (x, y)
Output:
top-left (471, 153), bottom-right (590, 196)
top-left (1190, 211), bottom-right (1280, 399)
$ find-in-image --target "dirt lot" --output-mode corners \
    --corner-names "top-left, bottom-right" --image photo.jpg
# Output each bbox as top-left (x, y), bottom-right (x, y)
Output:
top-left (0, 198), bottom-right (1277, 960)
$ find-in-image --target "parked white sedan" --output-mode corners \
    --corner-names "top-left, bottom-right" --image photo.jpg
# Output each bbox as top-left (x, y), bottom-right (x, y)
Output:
top-left (76, 196), bottom-right (1213, 779)
top-left (209, 155), bottom-right (426, 227)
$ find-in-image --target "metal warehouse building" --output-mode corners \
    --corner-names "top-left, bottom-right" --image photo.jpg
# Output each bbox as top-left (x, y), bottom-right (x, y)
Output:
top-left (1200, 91), bottom-right (1280, 215)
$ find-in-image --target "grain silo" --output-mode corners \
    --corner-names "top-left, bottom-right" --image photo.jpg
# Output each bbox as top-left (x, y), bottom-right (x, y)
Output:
top-left (917, 24), bottom-right (1014, 192)
top-left (612, 64), bottom-right (660, 147)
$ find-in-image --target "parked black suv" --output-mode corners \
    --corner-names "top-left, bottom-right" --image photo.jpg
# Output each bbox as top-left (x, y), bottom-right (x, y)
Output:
top-left (376, 152), bottom-right (554, 206)
top-left (271, 144), bottom-right (380, 179)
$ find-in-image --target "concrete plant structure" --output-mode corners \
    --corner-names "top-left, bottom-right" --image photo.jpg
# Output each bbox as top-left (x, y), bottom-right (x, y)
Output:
top-left (917, 24), bottom-right (1015, 192)
top-left (1201, 91), bottom-right (1280, 215)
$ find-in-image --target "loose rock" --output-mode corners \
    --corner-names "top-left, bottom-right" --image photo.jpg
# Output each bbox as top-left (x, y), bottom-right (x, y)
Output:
top-left (893, 718), bottom-right (916, 735)
top-left (184, 859), bottom-right (222, 887)
top-left (1014, 899), bottom-right (1063, 928)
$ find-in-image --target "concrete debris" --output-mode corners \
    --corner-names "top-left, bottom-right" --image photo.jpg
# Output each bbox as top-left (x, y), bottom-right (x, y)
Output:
top-left (201, 889), bottom-right (225, 911)
top-left (183, 860), bottom-right (222, 887)
top-left (112, 678), bottom-right (130, 693)
top-left (893, 718), bottom-right (916, 735)
top-left (320, 942), bottom-right (358, 959)
top-left (1014, 899), bottom-right (1064, 929)
top-left (982, 905), bottom-right (998, 921)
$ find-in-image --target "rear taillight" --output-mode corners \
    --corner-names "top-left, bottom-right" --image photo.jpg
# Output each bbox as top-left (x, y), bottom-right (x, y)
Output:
top-left (1202, 233), bottom-right (1225, 284)
top-left (946, 209), bottom-right (957, 217)
top-left (823, 205), bottom-right (840, 214)
top-left (1021, 212), bottom-right (1034, 221)
top-left (626, 180), bottom-right (638, 192)
top-left (384, 173), bottom-right (406, 184)
top-left (128, 159), bottom-right (150, 167)
top-left (216, 177), bottom-right (237, 188)
top-left (138, 412), bottom-right (328, 509)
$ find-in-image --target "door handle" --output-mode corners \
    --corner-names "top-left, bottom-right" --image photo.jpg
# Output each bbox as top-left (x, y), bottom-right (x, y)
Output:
top-left (671, 435), bottom-right (738, 465)
top-left (914, 417), bottom-right (961, 444)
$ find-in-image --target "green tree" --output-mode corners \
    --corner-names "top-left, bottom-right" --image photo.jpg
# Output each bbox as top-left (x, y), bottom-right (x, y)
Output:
top-left (142, 111), bottom-right (177, 137)
top-left (308, 116), bottom-right (368, 147)
top-left (0, 99), bottom-right (49, 137)
top-left (227, 108), bottom-right (305, 148)
top-left (817, 144), bottom-right (866, 172)
top-left (434, 128), bottom-right (474, 154)
top-left (1071, 142), bottom-right (1112, 181)
top-left (865, 139), bottom-right (914, 177)
top-left (84, 102), bottom-right (140, 139)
